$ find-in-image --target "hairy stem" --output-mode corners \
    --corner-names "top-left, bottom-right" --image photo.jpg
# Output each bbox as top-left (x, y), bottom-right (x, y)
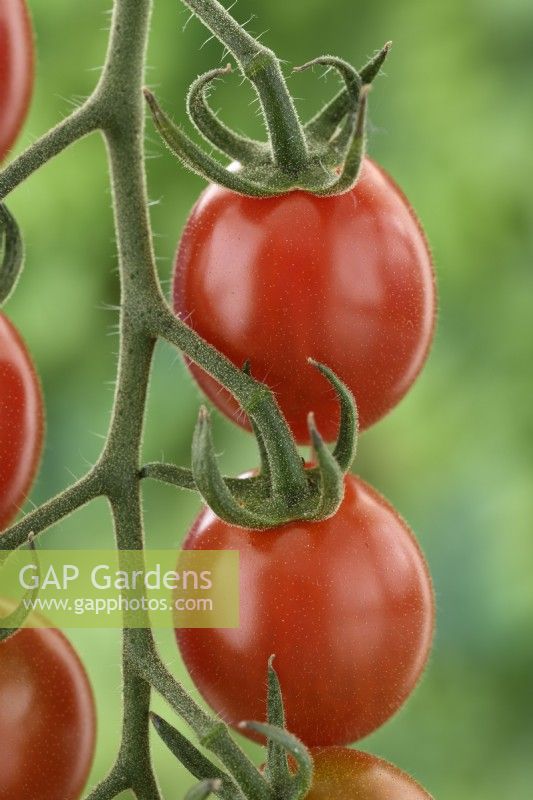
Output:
top-left (0, 470), bottom-right (103, 559)
top-left (134, 634), bottom-right (274, 800)
top-left (0, 103), bottom-right (100, 201)
top-left (182, 0), bottom-right (308, 175)
top-left (84, 771), bottom-right (129, 800)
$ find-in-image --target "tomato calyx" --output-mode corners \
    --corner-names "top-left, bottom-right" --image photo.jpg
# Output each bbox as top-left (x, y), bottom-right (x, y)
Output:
top-left (190, 359), bottom-right (357, 528)
top-left (142, 359), bottom-right (357, 529)
top-left (144, 0), bottom-right (390, 197)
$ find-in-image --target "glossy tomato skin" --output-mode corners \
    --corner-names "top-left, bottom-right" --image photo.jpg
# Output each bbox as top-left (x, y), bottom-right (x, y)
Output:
top-left (0, 313), bottom-right (43, 530)
top-left (0, 608), bottom-right (96, 800)
top-left (177, 474), bottom-right (434, 747)
top-left (0, 0), bottom-right (34, 161)
top-left (307, 748), bottom-right (433, 800)
top-left (174, 158), bottom-right (436, 443)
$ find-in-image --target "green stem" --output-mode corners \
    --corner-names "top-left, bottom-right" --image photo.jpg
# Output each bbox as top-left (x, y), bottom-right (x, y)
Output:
top-left (120, 633), bottom-right (161, 799)
top-left (83, 771), bottom-right (129, 800)
top-left (0, 471), bottom-right (103, 560)
top-left (182, 0), bottom-right (308, 175)
top-left (0, 103), bottom-right (99, 201)
top-left (154, 305), bottom-right (308, 504)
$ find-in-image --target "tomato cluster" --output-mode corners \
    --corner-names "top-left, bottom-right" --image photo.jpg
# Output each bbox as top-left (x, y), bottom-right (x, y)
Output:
top-left (1, 1), bottom-right (436, 796)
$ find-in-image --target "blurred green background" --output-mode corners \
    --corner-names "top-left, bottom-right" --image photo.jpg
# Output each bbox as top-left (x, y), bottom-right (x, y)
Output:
top-left (5, 0), bottom-right (533, 797)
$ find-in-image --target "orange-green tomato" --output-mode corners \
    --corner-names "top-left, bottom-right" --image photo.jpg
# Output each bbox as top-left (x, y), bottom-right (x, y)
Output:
top-left (307, 748), bottom-right (433, 800)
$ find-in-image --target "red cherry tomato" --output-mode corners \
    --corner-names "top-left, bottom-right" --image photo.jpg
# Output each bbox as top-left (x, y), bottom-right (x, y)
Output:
top-left (0, 606), bottom-right (96, 800)
top-left (0, 313), bottom-right (43, 530)
top-left (177, 474), bottom-right (434, 747)
top-left (307, 748), bottom-right (433, 799)
top-left (173, 158), bottom-right (436, 443)
top-left (0, 0), bottom-right (34, 161)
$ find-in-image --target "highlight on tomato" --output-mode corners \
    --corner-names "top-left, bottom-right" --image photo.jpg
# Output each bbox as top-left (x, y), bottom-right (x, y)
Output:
top-left (177, 473), bottom-right (434, 747)
top-left (0, 312), bottom-right (43, 530)
top-left (173, 157), bottom-right (436, 443)
top-left (306, 747), bottom-right (433, 799)
top-left (0, 0), bottom-right (34, 161)
top-left (0, 603), bottom-right (96, 800)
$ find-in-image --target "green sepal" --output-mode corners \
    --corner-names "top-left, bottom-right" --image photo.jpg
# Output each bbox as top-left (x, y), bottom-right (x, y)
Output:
top-left (0, 204), bottom-right (24, 306)
top-left (309, 360), bottom-right (358, 472)
top-left (241, 361), bottom-right (272, 483)
top-left (305, 41), bottom-right (391, 142)
top-left (313, 84), bottom-right (370, 196)
top-left (144, 89), bottom-right (280, 197)
top-left (187, 65), bottom-right (268, 163)
top-left (239, 721), bottom-right (313, 800)
top-left (307, 413), bottom-right (345, 520)
top-left (184, 779), bottom-right (223, 800)
top-left (264, 657), bottom-right (293, 796)
top-left (295, 55), bottom-right (361, 164)
top-left (150, 713), bottom-right (238, 800)
top-left (191, 406), bottom-right (272, 528)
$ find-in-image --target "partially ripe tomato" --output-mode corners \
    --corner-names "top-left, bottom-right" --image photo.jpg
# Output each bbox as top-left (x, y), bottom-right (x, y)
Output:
top-left (173, 158), bottom-right (436, 443)
top-left (0, 0), bottom-right (34, 161)
top-left (0, 313), bottom-right (43, 530)
top-left (0, 605), bottom-right (96, 800)
top-left (306, 748), bottom-right (433, 799)
top-left (177, 473), bottom-right (434, 747)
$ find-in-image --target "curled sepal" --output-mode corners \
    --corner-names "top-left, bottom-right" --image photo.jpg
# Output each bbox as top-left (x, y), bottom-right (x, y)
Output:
top-left (360, 40), bottom-right (393, 84)
top-left (265, 657), bottom-right (292, 796)
top-left (150, 713), bottom-right (237, 800)
top-left (294, 56), bottom-right (361, 167)
top-left (294, 55), bottom-right (361, 117)
top-left (184, 780), bottom-right (222, 800)
top-left (304, 41), bottom-right (391, 143)
top-left (187, 65), bottom-right (268, 163)
top-left (242, 361), bottom-right (271, 483)
top-left (308, 360), bottom-right (358, 472)
top-left (239, 721), bottom-right (313, 800)
top-left (307, 413), bottom-right (345, 519)
top-left (144, 89), bottom-right (279, 197)
top-left (192, 406), bottom-right (271, 528)
top-left (314, 84), bottom-right (370, 196)
top-left (0, 535), bottom-right (39, 643)
top-left (0, 204), bottom-right (24, 306)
